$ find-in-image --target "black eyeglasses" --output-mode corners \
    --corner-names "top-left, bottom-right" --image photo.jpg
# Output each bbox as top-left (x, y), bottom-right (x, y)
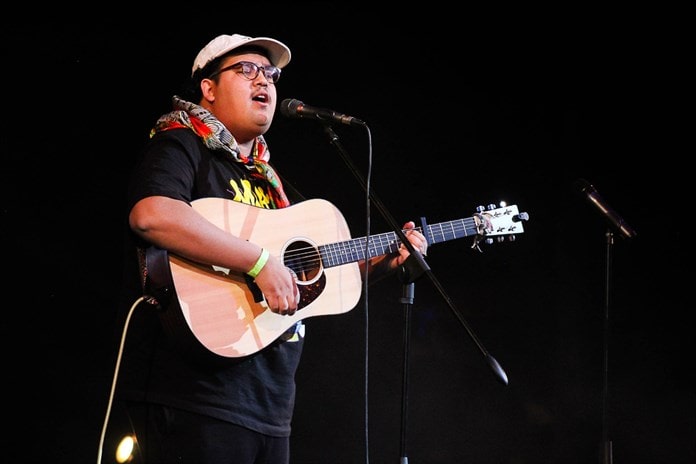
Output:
top-left (209, 61), bottom-right (282, 84)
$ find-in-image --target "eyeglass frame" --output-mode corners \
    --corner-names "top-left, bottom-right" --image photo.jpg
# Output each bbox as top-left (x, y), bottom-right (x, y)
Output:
top-left (208, 61), bottom-right (282, 84)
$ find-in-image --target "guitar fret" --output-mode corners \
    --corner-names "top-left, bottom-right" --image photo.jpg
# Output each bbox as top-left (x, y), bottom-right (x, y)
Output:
top-left (445, 220), bottom-right (458, 241)
top-left (319, 244), bottom-right (331, 267)
top-left (322, 242), bottom-right (339, 267)
top-left (319, 232), bottom-right (402, 268)
top-left (427, 218), bottom-right (478, 244)
top-left (349, 238), bottom-right (365, 261)
top-left (374, 233), bottom-right (399, 256)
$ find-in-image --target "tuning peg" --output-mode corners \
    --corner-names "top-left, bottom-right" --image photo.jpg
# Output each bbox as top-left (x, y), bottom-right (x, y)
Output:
top-left (476, 205), bottom-right (486, 213)
top-left (513, 212), bottom-right (530, 222)
top-left (485, 238), bottom-right (494, 245)
top-left (487, 203), bottom-right (497, 211)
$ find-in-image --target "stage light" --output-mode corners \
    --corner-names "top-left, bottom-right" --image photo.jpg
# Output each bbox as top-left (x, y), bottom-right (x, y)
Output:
top-left (115, 434), bottom-right (136, 463)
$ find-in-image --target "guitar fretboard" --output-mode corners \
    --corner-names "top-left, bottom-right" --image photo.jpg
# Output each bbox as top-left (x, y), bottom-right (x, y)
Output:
top-left (319, 217), bottom-right (479, 268)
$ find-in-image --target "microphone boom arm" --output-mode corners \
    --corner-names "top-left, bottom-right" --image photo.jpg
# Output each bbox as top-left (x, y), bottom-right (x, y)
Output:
top-left (321, 123), bottom-right (509, 386)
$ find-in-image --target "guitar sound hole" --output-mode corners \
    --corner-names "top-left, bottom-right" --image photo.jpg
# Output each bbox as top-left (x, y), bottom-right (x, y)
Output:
top-left (284, 240), bottom-right (321, 284)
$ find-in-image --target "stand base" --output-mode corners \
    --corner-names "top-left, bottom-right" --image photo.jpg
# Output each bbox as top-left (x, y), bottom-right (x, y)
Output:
top-left (603, 440), bottom-right (613, 464)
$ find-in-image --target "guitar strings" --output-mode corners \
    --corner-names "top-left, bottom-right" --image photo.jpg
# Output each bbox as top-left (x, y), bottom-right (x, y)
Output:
top-left (281, 217), bottom-right (480, 273)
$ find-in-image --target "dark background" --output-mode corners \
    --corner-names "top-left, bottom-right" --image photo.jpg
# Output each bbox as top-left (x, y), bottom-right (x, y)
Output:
top-left (2, 8), bottom-right (691, 464)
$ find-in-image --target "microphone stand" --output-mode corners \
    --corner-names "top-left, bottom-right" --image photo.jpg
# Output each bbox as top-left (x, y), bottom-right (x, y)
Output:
top-left (575, 179), bottom-right (637, 464)
top-left (601, 228), bottom-right (615, 464)
top-left (395, 221), bottom-right (429, 464)
top-left (398, 272), bottom-right (416, 464)
top-left (321, 124), bottom-right (508, 464)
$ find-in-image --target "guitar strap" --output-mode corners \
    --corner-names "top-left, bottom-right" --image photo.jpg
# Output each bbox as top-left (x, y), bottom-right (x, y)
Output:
top-left (137, 245), bottom-right (172, 310)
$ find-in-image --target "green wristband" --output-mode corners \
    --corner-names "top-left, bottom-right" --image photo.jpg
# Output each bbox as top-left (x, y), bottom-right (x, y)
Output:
top-left (247, 248), bottom-right (270, 279)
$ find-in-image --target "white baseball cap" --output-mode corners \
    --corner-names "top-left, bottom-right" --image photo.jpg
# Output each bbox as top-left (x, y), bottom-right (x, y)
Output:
top-left (191, 33), bottom-right (292, 77)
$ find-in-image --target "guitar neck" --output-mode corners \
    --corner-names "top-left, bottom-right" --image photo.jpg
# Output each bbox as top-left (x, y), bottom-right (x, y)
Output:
top-left (319, 217), bottom-right (479, 268)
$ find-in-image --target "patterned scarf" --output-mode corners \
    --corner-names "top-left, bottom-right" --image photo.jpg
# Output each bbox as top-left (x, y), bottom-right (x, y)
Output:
top-left (150, 96), bottom-right (290, 209)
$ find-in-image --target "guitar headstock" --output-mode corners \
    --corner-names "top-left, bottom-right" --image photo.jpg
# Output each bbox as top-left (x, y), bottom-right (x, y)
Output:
top-left (474, 203), bottom-right (529, 245)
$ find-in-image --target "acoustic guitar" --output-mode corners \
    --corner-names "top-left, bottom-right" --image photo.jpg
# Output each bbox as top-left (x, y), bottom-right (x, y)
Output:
top-left (144, 197), bottom-right (528, 359)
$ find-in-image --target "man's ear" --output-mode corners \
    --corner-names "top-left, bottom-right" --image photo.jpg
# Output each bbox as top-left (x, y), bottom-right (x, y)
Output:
top-left (200, 79), bottom-right (216, 103)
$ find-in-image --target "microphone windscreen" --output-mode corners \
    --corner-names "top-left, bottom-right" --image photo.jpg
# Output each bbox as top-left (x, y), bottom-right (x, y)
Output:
top-left (280, 98), bottom-right (302, 117)
top-left (574, 178), bottom-right (595, 194)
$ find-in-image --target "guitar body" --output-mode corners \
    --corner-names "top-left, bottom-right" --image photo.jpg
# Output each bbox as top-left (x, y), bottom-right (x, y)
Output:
top-left (148, 198), bottom-right (362, 360)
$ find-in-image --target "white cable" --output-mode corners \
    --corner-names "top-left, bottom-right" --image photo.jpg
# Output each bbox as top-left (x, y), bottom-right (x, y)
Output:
top-left (96, 295), bottom-right (146, 464)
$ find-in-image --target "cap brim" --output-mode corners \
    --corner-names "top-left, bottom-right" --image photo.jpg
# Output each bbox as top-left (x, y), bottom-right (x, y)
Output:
top-left (192, 34), bottom-right (292, 77)
top-left (241, 37), bottom-right (291, 68)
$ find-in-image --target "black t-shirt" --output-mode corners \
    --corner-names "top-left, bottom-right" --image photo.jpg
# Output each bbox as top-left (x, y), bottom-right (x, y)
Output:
top-left (117, 128), bottom-right (304, 437)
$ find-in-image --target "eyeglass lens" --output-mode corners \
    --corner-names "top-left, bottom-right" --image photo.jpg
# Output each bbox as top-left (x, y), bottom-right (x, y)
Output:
top-left (237, 61), bottom-right (281, 83)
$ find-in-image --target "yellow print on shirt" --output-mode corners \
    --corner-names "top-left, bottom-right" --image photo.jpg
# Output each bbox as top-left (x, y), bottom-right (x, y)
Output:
top-left (228, 178), bottom-right (273, 209)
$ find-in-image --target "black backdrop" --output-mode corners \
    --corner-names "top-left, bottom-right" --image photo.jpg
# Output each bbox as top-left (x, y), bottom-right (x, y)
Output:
top-left (2, 8), bottom-right (691, 464)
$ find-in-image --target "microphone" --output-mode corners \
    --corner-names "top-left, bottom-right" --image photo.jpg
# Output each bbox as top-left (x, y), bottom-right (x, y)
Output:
top-left (575, 178), bottom-right (637, 239)
top-left (280, 98), bottom-right (366, 127)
